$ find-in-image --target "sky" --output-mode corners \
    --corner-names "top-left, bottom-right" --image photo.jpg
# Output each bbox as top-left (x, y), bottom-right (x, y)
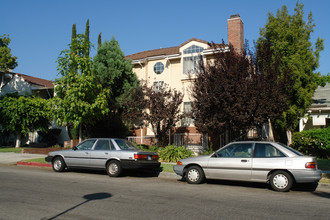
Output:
top-left (1, 0), bottom-right (329, 81)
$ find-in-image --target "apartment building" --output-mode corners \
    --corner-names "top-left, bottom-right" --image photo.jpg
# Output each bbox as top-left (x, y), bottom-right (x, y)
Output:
top-left (126, 15), bottom-right (244, 148)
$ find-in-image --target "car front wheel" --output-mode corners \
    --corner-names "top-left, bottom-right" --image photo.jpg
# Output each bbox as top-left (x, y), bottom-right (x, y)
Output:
top-left (52, 157), bottom-right (66, 172)
top-left (270, 171), bottom-right (293, 192)
top-left (186, 166), bottom-right (205, 184)
top-left (106, 160), bottom-right (122, 177)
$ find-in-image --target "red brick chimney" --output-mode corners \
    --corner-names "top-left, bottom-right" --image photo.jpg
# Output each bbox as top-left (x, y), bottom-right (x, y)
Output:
top-left (227, 14), bottom-right (244, 53)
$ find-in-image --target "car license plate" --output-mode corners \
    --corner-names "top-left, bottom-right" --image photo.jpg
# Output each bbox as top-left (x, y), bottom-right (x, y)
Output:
top-left (148, 156), bottom-right (152, 160)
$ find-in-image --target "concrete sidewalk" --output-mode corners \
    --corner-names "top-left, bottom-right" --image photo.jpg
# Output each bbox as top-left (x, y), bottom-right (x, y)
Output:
top-left (0, 152), bottom-right (46, 165)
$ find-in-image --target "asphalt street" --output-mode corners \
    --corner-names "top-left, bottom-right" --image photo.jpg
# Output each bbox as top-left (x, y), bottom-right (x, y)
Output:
top-left (0, 165), bottom-right (329, 220)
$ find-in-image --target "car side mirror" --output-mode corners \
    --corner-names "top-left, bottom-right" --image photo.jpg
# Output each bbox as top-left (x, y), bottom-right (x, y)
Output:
top-left (73, 146), bottom-right (78, 151)
top-left (212, 152), bottom-right (218, 158)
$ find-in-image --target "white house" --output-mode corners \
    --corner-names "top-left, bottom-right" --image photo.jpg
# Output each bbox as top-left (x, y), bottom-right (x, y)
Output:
top-left (299, 83), bottom-right (330, 131)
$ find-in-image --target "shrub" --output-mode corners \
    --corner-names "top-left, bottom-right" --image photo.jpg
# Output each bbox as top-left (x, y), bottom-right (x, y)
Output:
top-left (292, 127), bottom-right (330, 158)
top-left (137, 145), bottom-right (159, 152)
top-left (158, 145), bottom-right (193, 162)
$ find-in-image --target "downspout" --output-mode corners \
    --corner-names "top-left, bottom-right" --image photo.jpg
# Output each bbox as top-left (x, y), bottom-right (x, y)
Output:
top-left (138, 61), bottom-right (144, 144)
top-left (166, 57), bottom-right (171, 88)
top-left (166, 57), bottom-right (172, 145)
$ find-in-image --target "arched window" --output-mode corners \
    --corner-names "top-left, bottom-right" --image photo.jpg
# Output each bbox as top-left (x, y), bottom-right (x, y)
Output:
top-left (183, 45), bottom-right (204, 54)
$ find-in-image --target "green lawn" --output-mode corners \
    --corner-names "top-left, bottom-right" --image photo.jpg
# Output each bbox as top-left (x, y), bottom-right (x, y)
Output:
top-left (161, 163), bottom-right (174, 173)
top-left (22, 158), bottom-right (47, 163)
top-left (0, 147), bottom-right (31, 153)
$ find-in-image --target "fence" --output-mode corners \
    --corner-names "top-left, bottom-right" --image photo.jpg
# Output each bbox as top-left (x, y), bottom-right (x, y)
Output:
top-left (173, 133), bottom-right (208, 154)
top-left (127, 136), bottom-right (156, 146)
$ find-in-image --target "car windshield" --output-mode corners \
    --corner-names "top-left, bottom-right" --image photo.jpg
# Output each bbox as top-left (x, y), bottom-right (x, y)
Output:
top-left (114, 139), bottom-right (139, 151)
top-left (277, 143), bottom-right (304, 156)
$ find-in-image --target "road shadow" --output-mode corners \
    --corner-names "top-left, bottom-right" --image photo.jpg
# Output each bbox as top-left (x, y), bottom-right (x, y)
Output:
top-left (43, 192), bottom-right (112, 220)
top-left (310, 191), bottom-right (330, 199)
top-left (65, 167), bottom-right (162, 178)
top-left (178, 177), bottom-right (325, 193)
top-left (205, 179), bottom-right (270, 190)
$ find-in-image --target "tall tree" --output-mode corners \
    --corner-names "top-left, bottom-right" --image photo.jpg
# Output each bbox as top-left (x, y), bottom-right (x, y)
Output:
top-left (91, 36), bottom-right (139, 138)
top-left (70, 24), bottom-right (78, 74)
top-left (71, 24), bottom-right (77, 42)
top-left (191, 42), bottom-right (290, 149)
top-left (84, 19), bottom-right (90, 57)
top-left (55, 33), bottom-right (109, 142)
top-left (97, 32), bottom-right (102, 50)
top-left (123, 84), bottom-right (183, 147)
top-left (0, 34), bottom-right (17, 72)
top-left (257, 2), bottom-right (324, 144)
top-left (0, 94), bottom-right (50, 148)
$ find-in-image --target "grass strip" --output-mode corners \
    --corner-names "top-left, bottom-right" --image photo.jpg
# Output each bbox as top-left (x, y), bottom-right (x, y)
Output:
top-left (0, 147), bottom-right (32, 153)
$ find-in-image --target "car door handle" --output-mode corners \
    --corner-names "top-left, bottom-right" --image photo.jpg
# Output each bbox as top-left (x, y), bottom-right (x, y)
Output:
top-left (85, 152), bottom-right (89, 154)
top-left (104, 153), bottom-right (108, 155)
top-left (241, 159), bottom-right (248, 162)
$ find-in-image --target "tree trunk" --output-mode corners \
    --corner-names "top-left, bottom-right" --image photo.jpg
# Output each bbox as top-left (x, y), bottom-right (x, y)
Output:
top-left (268, 119), bottom-right (275, 142)
top-left (15, 133), bottom-right (21, 148)
top-left (79, 124), bottom-right (83, 143)
top-left (286, 129), bottom-right (292, 146)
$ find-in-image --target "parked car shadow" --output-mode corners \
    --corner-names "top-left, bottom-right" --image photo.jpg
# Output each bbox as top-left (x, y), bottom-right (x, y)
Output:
top-left (310, 191), bottom-right (330, 199)
top-left (205, 179), bottom-right (270, 190)
top-left (178, 177), bottom-right (322, 192)
top-left (65, 167), bottom-right (162, 178)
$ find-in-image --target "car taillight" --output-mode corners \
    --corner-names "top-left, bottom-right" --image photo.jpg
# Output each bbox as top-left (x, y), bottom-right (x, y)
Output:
top-left (134, 154), bottom-right (148, 160)
top-left (305, 162), bottom-right (316, 169)
top-left (152, 155), bottom-right (159, 160)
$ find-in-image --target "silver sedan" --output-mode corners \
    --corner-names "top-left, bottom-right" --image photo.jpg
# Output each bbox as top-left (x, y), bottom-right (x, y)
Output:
top-left (174, 141), bottom-right (322, 191)
top-left (46, 138), bottom-right (160, 177)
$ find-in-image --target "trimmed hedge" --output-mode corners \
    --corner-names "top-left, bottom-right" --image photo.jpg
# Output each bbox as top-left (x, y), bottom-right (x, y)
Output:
top-left (292, 127), bottom-right (330, 158)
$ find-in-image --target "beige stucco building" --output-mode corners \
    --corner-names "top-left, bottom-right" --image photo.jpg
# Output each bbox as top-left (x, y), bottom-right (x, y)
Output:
top-left (126, 15), bottom-right (244, 147)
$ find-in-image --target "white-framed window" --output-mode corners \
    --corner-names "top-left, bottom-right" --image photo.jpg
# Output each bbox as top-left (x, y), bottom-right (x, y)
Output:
top-left (182, 102), bottom-right (194, 127)
top-left (183, 56), bottom-right (201, 74)
top-left (153, 81), bottom-right (164, 92)
top-left (153, 62), bottom-right (164, 74)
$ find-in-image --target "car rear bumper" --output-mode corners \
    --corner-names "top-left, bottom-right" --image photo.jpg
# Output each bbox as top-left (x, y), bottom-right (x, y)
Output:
top-left (121, 160), bottom-right (160, 170)
top-left (173, 165), bottom-right (184, 176)
top-left (290, 169), bottom-right (322, 183)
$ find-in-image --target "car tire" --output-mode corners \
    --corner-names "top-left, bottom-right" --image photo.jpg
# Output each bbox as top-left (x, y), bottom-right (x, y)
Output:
top-left (106, 160), bottom-right (122, 177)
top-left (186, 166), bottom-right (205, 184)
top-left (52, 157), bottom-right (66, 172)
top-left (270, 171), bottom-right (293, 192)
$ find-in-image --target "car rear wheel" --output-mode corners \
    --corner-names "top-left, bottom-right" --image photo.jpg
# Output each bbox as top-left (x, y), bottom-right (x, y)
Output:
top-left (107, 160), bottom-right (122, 177)
top-left (52, 157), bottom-right (66, 172)
top-left (270, 171), bottom-right (293, 192)
top-left (186, 166), bottom-right (205, 184)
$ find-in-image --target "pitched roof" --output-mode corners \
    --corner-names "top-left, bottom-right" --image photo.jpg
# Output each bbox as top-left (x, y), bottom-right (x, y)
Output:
top-left (125, 38), bottom-right (213, 61)
top-left (15, 73), bottom-right (54, 88)
top-left (311, 82), bottom-right (330, 108)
